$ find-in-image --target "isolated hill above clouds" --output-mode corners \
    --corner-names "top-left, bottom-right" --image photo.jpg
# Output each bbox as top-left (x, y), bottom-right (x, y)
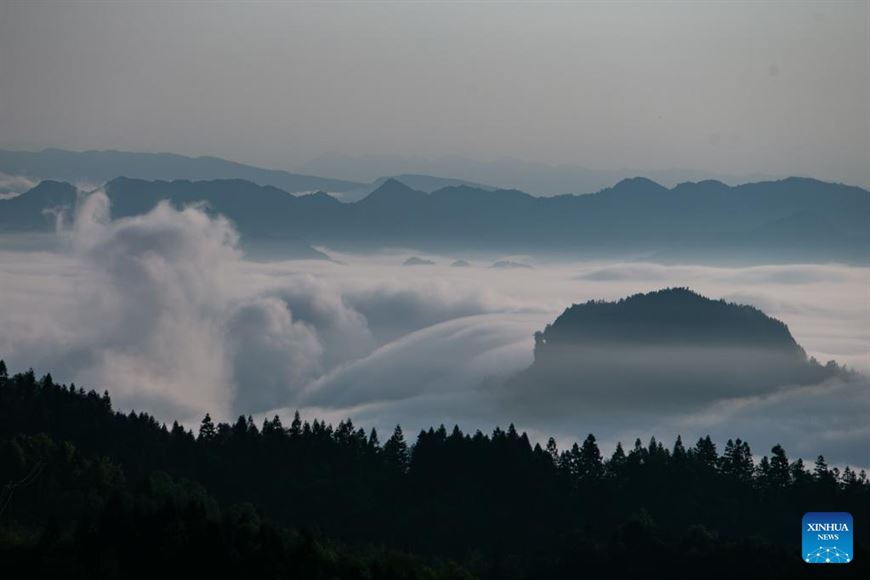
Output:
top-left (2, 174), bottom-right (868, 263)
top-left (504, 288), bottom-right (847, 416)
top-left (535, 287), bottom-right (802, 352)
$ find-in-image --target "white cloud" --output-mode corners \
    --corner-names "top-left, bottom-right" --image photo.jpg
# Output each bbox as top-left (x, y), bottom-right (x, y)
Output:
top-left (0, 172), bottom-right (38, 197)
top-left (0, 200), bottom-right (868, 466)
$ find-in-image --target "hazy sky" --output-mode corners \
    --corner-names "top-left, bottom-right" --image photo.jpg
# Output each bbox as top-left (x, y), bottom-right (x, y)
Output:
top-left (1, 1), bottom-right (868, 185)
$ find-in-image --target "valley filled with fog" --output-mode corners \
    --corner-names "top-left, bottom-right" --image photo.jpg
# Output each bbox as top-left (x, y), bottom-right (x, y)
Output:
top-left (1, 193), bottom-right (867, 466)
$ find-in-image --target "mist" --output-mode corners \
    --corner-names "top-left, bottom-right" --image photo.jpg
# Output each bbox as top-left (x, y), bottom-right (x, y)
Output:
top-left (0, 195), bottom-right (867, 465)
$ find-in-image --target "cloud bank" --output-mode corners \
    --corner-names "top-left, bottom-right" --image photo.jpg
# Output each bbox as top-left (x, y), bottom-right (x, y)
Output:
top-left (0, 196), bottom-right (867, 466)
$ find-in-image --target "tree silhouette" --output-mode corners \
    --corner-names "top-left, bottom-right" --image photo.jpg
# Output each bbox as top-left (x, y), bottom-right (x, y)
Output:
top-left (0, 361), bottom-right (868, 579)
top-left (198, 413), bottom-right (216, 441)
top-left (383, 425), bottom-right (409, 472)
top-left (578, 434), bottom-right (604, 480)
top-left (768, 444), bottom-right (790, 487)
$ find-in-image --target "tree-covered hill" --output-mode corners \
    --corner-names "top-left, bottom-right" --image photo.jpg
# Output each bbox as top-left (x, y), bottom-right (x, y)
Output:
top-left (507, 289), bottom-right (845, 414)
top-left (534, 287), bottom-right (802, 350)
top-left (1, 362), bottom-right (867, 578)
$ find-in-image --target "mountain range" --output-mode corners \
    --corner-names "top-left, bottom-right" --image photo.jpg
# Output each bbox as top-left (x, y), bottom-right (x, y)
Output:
top-left (0, 148), bottom-right (495, 200)
top-left (299, 151), bottom-right (786, 195)
top-left (1, 174), bottom-right (867, 263)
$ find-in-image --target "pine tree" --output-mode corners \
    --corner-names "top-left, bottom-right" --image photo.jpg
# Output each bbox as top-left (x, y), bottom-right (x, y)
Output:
top-left (608, 442), bottom-right (627, 476)
top-left (198, 413), bottom-right (217, 441)
top-left (546, 437), bottom-right (559, 464)
top-left (692, 435), bottom-right (718, 469)
top-left (335, 419), bottom-right (354, 445)
top-left (262, 415), bottom-right (284, 438)
top-left (731, 439), bottom-right (754, 481)
top-left (790, 458), bottom-right (810, 485)
top-left (842, 466), bottom-right (857, 486)
top-left (383, 425), bottom-right (409, 472)
top-left (578, 434), bottom-right (604, 480)
top-left (756, 456), bottom-right (771, 482)
top-left (368, 428), bottom-right (380, 451)
top-left (768, 444), bottom-right (790, 487)
top-left (814, 455), bottom-right (829, 478)
top-left (628, 438), bottom-right (647, 466)
top-left (672, 435), bottom-right (686, 461)
top-left (289, 410), bottom-right (302, 437)
top-left (563, 443), bottom-right (582, 480)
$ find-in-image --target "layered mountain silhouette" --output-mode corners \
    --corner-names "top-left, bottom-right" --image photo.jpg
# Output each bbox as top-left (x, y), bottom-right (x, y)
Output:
top-left (299, 151), bottom-right (781, 195)
top-left (505, 288), bottom-right (845, 415)
top-left (368, 174), bottom-right (497, 194)
top-left (2, 175), bottom-right (868, 263)
top-left (0, 148), bottom-right (496, 200)
top-left (0, 178), bottom-right (329, 259)
top-left (0, 148), bottom-right (365, 194)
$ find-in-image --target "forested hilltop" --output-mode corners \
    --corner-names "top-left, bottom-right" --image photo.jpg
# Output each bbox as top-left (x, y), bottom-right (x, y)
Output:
top-left (506, 288), bottom-right (847, 417)
top-left (1, 362), bottom-right (867, 579)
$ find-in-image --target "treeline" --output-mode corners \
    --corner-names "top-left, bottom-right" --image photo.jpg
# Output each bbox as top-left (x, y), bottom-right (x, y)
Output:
top-left (1, 363), bottom-right (868, 578)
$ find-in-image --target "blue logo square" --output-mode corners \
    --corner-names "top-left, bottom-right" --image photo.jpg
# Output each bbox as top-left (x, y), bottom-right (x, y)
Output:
top-left (803, 512), bottom-right (853, 564)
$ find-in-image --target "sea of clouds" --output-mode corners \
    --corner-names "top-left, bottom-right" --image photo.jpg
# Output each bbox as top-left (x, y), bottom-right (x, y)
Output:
top-left (0, 192), bottom-right (867, 466)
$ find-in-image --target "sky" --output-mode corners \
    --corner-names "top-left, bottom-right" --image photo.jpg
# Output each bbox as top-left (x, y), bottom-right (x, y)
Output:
top-left (1, 1), bottom-right (868, 186)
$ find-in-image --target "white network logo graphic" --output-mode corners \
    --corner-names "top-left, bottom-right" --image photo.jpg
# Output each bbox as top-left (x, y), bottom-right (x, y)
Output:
top-left (805, 546), bottom-right (851, 563)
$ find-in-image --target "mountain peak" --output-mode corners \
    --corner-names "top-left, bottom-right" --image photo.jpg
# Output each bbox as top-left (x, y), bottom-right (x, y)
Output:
top-left (673, 179), bottom-right (729, 194)
top-left (602, 177), bottom-right (669, 196)
top-left (361, 178), bottom-right (426, 204)
top-left (20, 180), bottom-right (78, 204)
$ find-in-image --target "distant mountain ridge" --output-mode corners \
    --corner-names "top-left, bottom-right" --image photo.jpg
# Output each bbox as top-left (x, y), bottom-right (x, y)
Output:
top-left (0, 148), bottom-right (365, 194)
top-left (369, 174), bottom-right (497, 194)
top-left (2, 175), bottom-right (868, 263)
top-left (0, 148), bottom-right (500, 201)
top-left (299, 151), bottom-right (788, 195)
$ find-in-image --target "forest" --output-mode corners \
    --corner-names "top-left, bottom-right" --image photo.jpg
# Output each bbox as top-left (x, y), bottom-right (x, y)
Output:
top-left (1, 361), bottom-right (867, 579)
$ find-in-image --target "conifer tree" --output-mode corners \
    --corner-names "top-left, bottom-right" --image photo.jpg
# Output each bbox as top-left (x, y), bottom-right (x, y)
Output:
top-left (546, 437), bottom-right (559, 464)
top-left (768, 444), bottom-right (790, 487)
top-left (692, 435), bottom-right (718, 468)
top-left (368, 428), bottom-right (380, 451)
top-left (383, 425), bottom-right (409, 472)
top-left (608, 442), bottom-right (627, 475)
top-left (198, 413), bottom-right (217, 441)
top-left (289, 410), bottom-right (302, 437)
top-left (578, 434), bottom-right (604, 480)
top-left (672, 435), bottom-right (686, 460)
